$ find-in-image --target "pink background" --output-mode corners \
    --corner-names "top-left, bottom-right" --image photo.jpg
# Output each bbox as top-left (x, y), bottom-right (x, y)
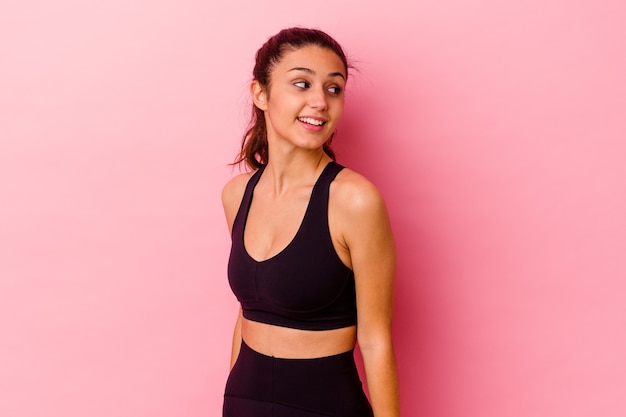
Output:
top-left (2, 1), bottom-right (625, 416)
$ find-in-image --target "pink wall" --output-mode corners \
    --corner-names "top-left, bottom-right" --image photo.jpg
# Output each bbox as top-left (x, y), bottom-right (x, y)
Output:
top-left (1, 1), bottom-right (625, 416)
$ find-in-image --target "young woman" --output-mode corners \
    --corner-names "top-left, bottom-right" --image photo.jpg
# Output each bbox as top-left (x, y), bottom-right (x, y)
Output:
top-left (222, 27), bottom-right (399, 417)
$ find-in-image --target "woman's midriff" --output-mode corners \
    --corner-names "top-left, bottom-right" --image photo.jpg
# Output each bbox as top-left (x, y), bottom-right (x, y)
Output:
top-left (242, 318), bottom-right (357, 359)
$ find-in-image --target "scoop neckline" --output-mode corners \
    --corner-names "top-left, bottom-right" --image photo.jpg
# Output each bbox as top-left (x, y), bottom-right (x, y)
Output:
top-left (242, 161), bottom-right (336, 264)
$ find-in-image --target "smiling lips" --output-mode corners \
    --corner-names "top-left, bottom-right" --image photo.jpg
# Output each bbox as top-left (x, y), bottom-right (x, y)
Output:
top-left (297, 116), bottom-right (326, 127)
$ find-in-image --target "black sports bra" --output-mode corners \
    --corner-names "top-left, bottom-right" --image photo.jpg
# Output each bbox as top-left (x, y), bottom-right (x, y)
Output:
top-left (228, 161), bottom-right (357, 331)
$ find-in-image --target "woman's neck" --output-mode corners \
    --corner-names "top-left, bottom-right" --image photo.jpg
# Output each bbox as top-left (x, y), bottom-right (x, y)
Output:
top-left (263, 149), bottom-right (331, 196)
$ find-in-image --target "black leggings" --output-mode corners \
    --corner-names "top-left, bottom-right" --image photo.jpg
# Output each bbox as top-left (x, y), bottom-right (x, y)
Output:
top-left (223, 339), bottom-right (374, 417)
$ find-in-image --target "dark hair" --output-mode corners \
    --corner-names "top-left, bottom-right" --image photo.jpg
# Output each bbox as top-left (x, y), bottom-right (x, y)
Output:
top-left (235, 27), bottom-right (349, 169)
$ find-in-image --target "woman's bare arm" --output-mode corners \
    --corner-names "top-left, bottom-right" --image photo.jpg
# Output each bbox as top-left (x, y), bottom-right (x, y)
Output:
top-left (333, 171), bottom-right (400, 417)
top-left (230, 308), bottom-right (243, 369)
top-left (222, 172), bottom-right (254, 368)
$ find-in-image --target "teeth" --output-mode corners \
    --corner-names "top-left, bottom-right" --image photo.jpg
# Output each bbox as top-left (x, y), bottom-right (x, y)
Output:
top-left (298, 117), bottom-right (325, 126)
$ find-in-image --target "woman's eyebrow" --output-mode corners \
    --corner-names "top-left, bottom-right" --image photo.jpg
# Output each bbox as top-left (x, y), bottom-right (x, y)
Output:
top-left (288, 67), bottom-right (346, 80)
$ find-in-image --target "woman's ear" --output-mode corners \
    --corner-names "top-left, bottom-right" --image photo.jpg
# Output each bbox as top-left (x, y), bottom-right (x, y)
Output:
top-left (251, 81), bottom-right (268, 111)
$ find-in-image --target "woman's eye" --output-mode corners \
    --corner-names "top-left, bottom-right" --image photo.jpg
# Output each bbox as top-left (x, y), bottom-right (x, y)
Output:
top-left (328, 86), bottom-right (342, 95)
top-left (294, 81), bottom-right (309, 89)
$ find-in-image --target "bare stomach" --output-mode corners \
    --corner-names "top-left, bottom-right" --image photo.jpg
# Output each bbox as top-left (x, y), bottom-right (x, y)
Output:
top-left (241, 318), bottom-right (357, 359)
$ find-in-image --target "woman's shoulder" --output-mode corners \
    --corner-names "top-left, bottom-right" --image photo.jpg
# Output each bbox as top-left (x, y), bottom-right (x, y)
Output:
top-left (221, 169), bottom-right (256, 219)
top-left (222, 170), bottom-right (255, 197)
top-left (331, 165), bottom-right (387, 216)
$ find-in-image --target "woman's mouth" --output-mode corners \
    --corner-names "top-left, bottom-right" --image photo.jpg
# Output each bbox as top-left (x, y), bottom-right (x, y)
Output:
top-left (297, 117), bottom-right (326, 127)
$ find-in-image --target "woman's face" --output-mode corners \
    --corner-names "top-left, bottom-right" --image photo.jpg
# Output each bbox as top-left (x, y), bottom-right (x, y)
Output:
top-left (253, 45), bottom-right (347, 153)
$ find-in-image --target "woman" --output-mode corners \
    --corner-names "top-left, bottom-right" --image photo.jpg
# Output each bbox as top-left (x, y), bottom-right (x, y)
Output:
top-left (222, 27), bottom-right (399, 417)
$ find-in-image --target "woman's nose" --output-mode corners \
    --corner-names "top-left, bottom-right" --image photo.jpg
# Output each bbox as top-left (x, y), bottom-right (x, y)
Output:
top-left (308, 87), bottom-right (327, 110)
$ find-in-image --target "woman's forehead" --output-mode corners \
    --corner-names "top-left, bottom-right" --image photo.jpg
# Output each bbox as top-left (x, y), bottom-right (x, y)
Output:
top-left (275, 46), bottom-right (346, 78)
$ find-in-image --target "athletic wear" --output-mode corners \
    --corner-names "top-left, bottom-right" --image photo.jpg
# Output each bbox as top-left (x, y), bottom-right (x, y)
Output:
top-left (223, 339), bottom-right (374, 417)
top-left (228, 161), bottom-right (357, 331)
